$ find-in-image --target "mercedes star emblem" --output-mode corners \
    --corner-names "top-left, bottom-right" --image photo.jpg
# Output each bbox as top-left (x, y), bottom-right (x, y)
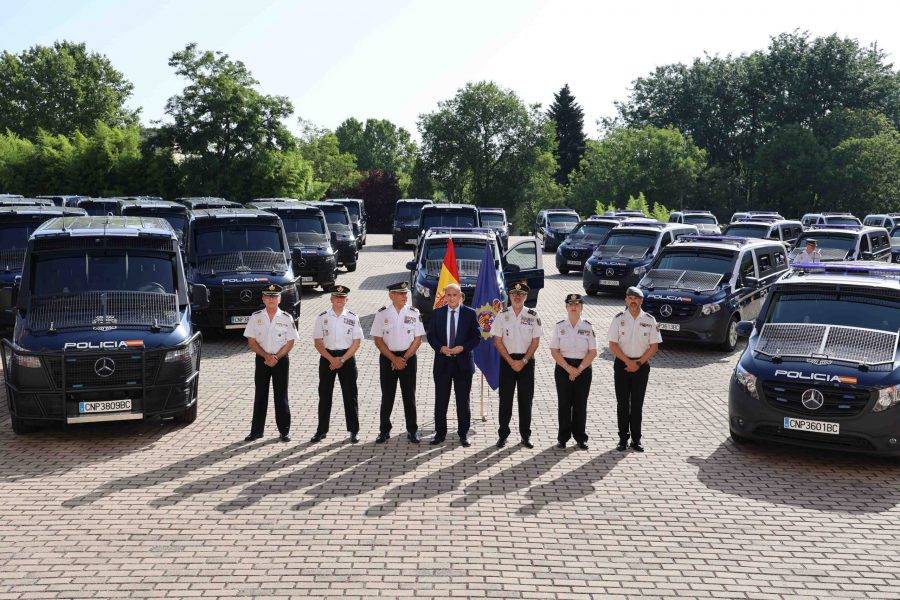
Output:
top-left (94, 357), bottom-right (116, 378)
top-left (606, 267), bottom-right (614, 276)
top-left (660, 304), bottom-right (673, 318)
top-left (240, 289), bottom-right (253, 303)
top-left (801, 388), bottom-right (825, 411)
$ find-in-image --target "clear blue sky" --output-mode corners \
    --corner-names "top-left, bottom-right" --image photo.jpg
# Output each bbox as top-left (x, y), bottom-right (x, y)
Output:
top-left (2, 0), bottom-right (898, 138)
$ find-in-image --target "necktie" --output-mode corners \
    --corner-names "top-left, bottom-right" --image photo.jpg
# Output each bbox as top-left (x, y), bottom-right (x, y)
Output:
top-left (449, 309), bottom-right (456, 346)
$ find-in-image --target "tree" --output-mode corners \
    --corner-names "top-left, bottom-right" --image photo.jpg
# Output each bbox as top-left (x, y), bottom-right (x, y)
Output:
top-left (296, 131), bottom-right (360, 198)
top-left (548, 84), bottom-right (587, 185)
top-left (752, 124), bottom-right (828, 214)
top-left (813, 108), bottom-right (896, 150)
top-left (347, 170), bottom-right (402, 233)
top-left (567, 126), bottom-right (706, 216)
top-left (335, 117), bottom-right (416, 174)
top-left (826, 132), bottom-right (900, 214)
top-left (0, 41), bottom-right (136, 138)
top-left (418, 81), bottom-right (557, 218)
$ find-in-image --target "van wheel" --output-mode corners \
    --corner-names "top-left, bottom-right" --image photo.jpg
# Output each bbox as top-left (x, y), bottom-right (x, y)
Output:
top-left (730, 429), bottom-right (751, 445)
top-left (720, 316), bottom-right (739, 352)
top-left (392, 241), bottom-right (400, 250)
top-left (346, 262), bottom-right (357, 272)
top-left (10, 416), bottom-right (38, 435)
top-left (175, 402), bottom-right (197, 425)
top-left (586, 289), bottom-right (599, 297)
top-left (559, 267), bottom-right (569, 275)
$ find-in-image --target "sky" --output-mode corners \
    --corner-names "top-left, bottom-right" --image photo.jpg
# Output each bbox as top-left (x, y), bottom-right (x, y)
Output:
top-left (1, 0), bottom-right (898, 139)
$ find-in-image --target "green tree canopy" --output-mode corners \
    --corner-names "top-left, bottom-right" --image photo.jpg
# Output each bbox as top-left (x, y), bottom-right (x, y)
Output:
top-left (826, 132), bottom-right (900, 215)
top-left (548, 84), bottom-right (587, 185)
top-left (0, 41), bottom-right (136, 138)
top-left (296, 130), bottom-right (360, 198)
top-left (335, 117), bottom-right (416, 174)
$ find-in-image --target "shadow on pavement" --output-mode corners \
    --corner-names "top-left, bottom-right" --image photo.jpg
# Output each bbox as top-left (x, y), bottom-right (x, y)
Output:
top-left (687, 442), bottom-right (900, 514)
top-left (517, 449), bottom-right (626, 515)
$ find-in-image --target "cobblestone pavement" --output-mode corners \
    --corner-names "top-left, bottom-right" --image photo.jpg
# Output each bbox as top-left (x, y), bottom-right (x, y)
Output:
top-left (1, 234), bottom-right (898, 599)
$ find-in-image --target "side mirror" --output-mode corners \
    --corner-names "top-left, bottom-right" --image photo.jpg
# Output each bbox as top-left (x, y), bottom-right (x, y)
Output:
top-left (330, 231), bottom-right (338, 243)
top-left (0, 287), bottom-right (13, 311)
top-left (736, 321), bottom-right (754, 338)
top-left (405, 261), bottom-right (416, 271)
top-left (742, 276), bottom-right (758, 288)
top-left (191, 283), bottom-right (210, 310)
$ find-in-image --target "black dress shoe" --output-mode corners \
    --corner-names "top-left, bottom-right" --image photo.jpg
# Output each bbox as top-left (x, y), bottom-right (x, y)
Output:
top-left (310, 432), bottom-right (326, 443)
top-left (521, 439), bottom-right (534, 449)
top-left (460, 437), bottom-right (471, 447)
top-left (375, 432), bottom-right (389, 444)
top-left (630, 442), bottom-right (645, 452)
top-left (496, 437), bottom-right (507, 448)
top-left (279, 434), bottom-right (291, 443)
top-left (407, 432), bottom-right (420, 444)
top-left (244, 433), bottom-right (262, 442)
top-left (556, 441), bottom-right (566, 449)
top-left (576, 441), bottom-right (589, 450)
top-left (616, 440), bottom-right (628, 452)
top-left (350, 433), bottom-right (359, 444)
top-left (429, 437), bottom-right (445, 445)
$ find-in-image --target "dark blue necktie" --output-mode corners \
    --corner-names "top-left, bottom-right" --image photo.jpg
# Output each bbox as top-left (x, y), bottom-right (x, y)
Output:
top-left (449, 309), bottom-right (456, 346)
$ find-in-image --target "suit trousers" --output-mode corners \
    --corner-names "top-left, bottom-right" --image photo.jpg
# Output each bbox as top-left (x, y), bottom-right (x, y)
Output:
top-left (316, 349), bottom-right (359, 435)
top-left (433, 365), bottom-right (472, 439)
top-left (250, 355), bottom-right (291, 437)
top-left (555, 358), bottom-right (591, 444)
top-left (498, 354), bottom-right (534, 440)
top-left (613, 358), bottom-right (650, 442)
top-left (379, 351), bottom-right (418, 435)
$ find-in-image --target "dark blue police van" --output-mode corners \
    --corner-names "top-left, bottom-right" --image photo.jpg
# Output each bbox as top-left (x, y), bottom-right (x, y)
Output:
top-left (0, 216), bottom-right (204, 434)
top-left (730, 262), bottom-right (900, 457)
top-left (119, 200), bottom-right (190, 249)
top-left (186, 208), bottom-right (300, 331)
top-left (392, 198), bottom-right (433, 249)
top-left (891, 226), bottom-right (900, 263)
top-left (555, 218), bottom-right (619, 274)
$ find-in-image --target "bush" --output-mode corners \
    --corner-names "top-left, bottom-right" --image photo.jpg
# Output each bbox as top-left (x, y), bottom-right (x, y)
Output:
top-left (350, 170), bottom-right (401, 233)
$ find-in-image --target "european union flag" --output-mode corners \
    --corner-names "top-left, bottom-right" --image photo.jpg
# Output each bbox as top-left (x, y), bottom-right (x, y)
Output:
top-left (472, 244), bottom-right (502, 390)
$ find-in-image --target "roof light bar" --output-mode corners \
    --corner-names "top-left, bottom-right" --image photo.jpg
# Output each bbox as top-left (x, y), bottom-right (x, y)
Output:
top-left (675, 234), bottom-right (749, 245)
top-left (792, 261), bottom-right (900, 278)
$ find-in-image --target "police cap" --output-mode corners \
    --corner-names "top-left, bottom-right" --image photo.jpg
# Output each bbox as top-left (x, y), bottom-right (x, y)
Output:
top-left (388, 281), bottom-right (410, 293)
top-left (805, 238), bottom-right (817, 246)
top-left (331, 285), bottom-right (350, 297)
top-left (509, 281), bottom-right (530, 295)
top-left (625, 286), bottom-right (644, 299)
top-left (261, 283), bottom-right (283, 296)
top-left (565, 293), bottom-right (583, 305)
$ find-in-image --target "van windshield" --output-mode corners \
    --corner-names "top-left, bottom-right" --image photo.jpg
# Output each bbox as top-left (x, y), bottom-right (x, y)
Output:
top-left (796, 233), bottom-right (856, 252)
top-left (548, 213), bottom-right (579, 227)
top-left (338, 203), bottom-right (360, 220)
top-left (684, 214), bottom-right (718, 225)
top-left (765, 291), bottom-right (900, 334)
top-left (724, 224), bottom-right (769, 238)
top-left (323, 210), bottom-right (351, 230)
top-left (194, 226), bottom-right (284, 255)
top-left (0, 223), bottom-right (41, 249)
top-left (655, 251), bottom-right (736, 276)
top-left (396, 203), bottom-right (426, 221)
top-left (569, 222), bottom-right (615, 240)
top-left (81, 203), bottom-right (117, 217)
top-left (480, 213), bottom-right (505, 227)
top-left (281, 215), bottom-right (327, 245)
top-left (33, 252), bottom-right (176, 296)
top-left (601, 231), bottom-right (658, 249)
top-left (891, 228), bottom-right (900, 247)
top-left (824, 216), bottom-right (860, 226)
top-left (421, 211), bottom-right (477, 229)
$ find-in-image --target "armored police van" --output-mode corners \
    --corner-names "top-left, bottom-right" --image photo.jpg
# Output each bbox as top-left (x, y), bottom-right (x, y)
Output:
top-left (863, 213), bottom-right (900, 230)
top-left (668, 210), bottom-right (721, 235)
top-left (186, 208), bottom-right (300, 331)
top-left (247, 201), bottom-right (338, 292)
top-left (731, 211), bottom-right (782, 223)
top-left (416, 204), bottom-right (481, 249)
top-left (406, 227), bottom-right (544, 321)
top-left (478, 207), bottom-right (509, 249)
top-left (555, 218), bottom-right (619, 274)
top-left (329, 199), bottom-right (367, 248)
top-left (0, 206), bottom-right (87, 328)
top-left (77, 198), bottom-right (122, 217)
top-left (37, 195), bottom-right (88, 207)
top-left (730, 262), bottom-right (900, 457)
top-left (638, 235), bottom-right (789, 351)
top-left (392, 198), bottom-right (433, 249)
top-left (534, 209), bottom-right (580, 252)
top-left (792, 225), bottom-right (891, 262)
top-left (582, 222), bottom-right (697, 295)
top-left (0, 216), bottom-right (204, 434)
top-left (176, 197), bottom-right (241, 211)
top-left (306, 201), bottom-right (358, 272)
top-left (800, 212), bottom-right (861, 228)
top-left (723, 217), bottom-right (804, 247)
top-left (0, 198), bottom-right (53, 207)
top-left (119, 200), bottom-right (190, 248)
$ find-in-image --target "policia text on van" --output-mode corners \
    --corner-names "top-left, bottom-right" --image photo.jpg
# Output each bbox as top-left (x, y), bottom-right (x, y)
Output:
top-left (0, 216), bottom-right (205, 434)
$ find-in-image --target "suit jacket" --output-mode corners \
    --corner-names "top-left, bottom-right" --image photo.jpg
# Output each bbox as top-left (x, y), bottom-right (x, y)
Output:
top-left (427, 304), bottom-right (482, 375)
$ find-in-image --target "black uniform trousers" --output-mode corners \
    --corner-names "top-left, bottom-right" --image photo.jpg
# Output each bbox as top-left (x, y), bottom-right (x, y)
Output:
top-left (250, 355), bottom-right (291, 437)
top-left (379, 350), bottom-right (418, 435)
top-left (555, 357), bottom-right (591, 444)
top-left (433, 366), bottom-right (472, 440)
top-left (613, 357), bottom-right (650, 443)
top-left (498, 353), bottom-right (534, 440)
top-left (316, 348), bottom-right (359, 435)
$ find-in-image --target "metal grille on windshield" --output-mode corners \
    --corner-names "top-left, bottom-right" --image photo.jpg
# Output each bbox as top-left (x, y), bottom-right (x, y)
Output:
top-left (425, 259), bottom-right (482, 278)
top-left (640, 269), bottom-right (723, 291)
top-left (756, 323), bottom-right (898, 365)
top-left (29, 291), bottom-right (179, 332)
top-left (0, 249), bottom-right (25, 271)
top-left (198, 251), bottom-right (287, 275)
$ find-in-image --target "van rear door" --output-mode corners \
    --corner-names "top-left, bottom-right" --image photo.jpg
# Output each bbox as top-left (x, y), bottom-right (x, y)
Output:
top-left (503, 239), bottom-right (544, 307)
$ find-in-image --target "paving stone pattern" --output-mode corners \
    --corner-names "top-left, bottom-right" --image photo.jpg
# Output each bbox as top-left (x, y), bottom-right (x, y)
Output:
top-left (1, 235), bottom-right (898, 599)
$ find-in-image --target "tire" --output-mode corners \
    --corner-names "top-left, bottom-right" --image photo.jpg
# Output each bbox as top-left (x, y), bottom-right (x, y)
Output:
top-left (10, 416), bottom-right (38, 435)
top-left (346, 262), bottom-right (357, 272)
top-left (392, 240), bottom-right (400, 250)
top-left (559, 267), bottom-right (570, 275)
top-left (175, 401), bottom-right (198, 425)
top-left (720, 316), bottom-right (739, 352)
top-left (586, 288), bottom-right (599, 297)
top-left (321, 282), bottom-right (335, 293)
top-left (730, 428), bottom-right (751, 445)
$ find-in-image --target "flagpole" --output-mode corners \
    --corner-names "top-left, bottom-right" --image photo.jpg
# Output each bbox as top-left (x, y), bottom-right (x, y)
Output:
top-left (480, 374), bottom-right (486, 421)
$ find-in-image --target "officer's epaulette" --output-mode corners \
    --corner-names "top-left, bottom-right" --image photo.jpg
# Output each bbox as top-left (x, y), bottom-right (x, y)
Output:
top-left (583, 320), bottom-right (592, 325)
top-left (377, 306), bottom-right (387, 312)
top-left (408, 307), bottom-right (419, 313)
top-left (526, 308), bottom-right (537, 316)
top-left (347, 310), bottom-right (357, 316)
top-left (318, 310), bottom-right (327, 317)
top-left (614, 311), bottom-right (624, 317)
top-left (556, 319), bottom-right (565, 325)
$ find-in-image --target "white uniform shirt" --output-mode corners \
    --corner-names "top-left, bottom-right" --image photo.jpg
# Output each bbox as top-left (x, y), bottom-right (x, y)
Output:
top-left (607, 309), bottom-right (662, 358)
top-left (370, 304), bottom-right (425, 352)
top-left (550, 318), bottom-right (597, 359)
top-left (313, 308), bottom-right (363, 350)
top-left (492, 307), bottom-right (542, 354)
top-left (243, 308), bottom-right (301, 354)
top-left (793, 249), bottom-right (822, 264)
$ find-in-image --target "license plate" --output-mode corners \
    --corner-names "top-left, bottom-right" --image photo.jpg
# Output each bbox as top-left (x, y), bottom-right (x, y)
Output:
top-left (230, 316), bottom-right (251, 325)
top-left (658, 322), bottom-right (680, 331)
top-left (783, 417), bottom-right (840, 435)
top-left (79, 399), bottom-right (132, 414)
top-left (408, 238), bottom-right (418, 244)
top-left (599, 279), bottom-right (618, 286)
top-left (300, 276), bottom-right (313, 283)
top-left (567, 260), bottom-right (581, 266)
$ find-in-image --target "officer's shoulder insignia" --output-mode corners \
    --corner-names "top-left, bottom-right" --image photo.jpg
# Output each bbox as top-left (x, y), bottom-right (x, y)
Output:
top-left (526, 308), bottom-right (537, 316)
top-left (347, 310), bottom-right (357, 316)
top-left (377, 305), bottom-right (387, 312)
top-left (409, 307), bottom-right (419, 313)
top-left (583, 320), bottom-right (592, 326)
top-left (317, 310), bottom-right (327, 317)
top-left (614, 311), bottom-right (623, 317)
top-left (556, 319), bottom-right (565, 325)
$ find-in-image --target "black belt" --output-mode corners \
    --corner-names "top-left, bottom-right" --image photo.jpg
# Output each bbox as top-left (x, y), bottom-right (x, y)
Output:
top-left (389, 350), bottom-right (410, 356)
top-left (563, 357), bottom-right (587, 366)
top-left (509, 353), bottom-right (526, 359)
top-left (327, 348), bottom-right (350, 356)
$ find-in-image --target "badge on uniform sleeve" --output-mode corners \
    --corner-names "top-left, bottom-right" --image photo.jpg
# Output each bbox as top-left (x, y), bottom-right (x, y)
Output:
top-left (577, 329), bottom-right (590, 336)
top-left (404, 316), bottom-right (416, 324)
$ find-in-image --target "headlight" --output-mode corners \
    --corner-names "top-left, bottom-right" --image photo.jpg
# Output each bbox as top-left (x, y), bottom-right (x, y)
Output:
top-left (734, 364), bottom-right (758, 399)
top-left (394, 227), bottom-right (401, 232)
top-left (165, 344), bottom-right (196, 364)
top-left (874, 386), bottom-right (899, 412)
top-left (15, 354), bottom-right (41, 369)
top-left (701, 302), bottom-right (722, 316)
top-left (415, 282), bottom-right (431, 298)
top-left (633, 265), bottom-right (647, 275)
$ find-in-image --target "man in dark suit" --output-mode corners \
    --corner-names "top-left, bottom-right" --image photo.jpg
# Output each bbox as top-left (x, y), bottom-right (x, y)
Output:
top-left (426, 283), bottom-right (482, 447)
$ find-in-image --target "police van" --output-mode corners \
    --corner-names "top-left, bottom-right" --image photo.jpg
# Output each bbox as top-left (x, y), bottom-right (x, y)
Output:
top-left (405, 227), bottom-right (544, 321)
top-left (176, 197), bottom-right (242, 211)
top-left (76, 198), bottom-right (123, 217)
top-left (792, 225), bottom-right (891, 262)
top-left (417, 204), bottom-right (482, 250)
top-left (730, 211), bottom-right (782, 223)
top-left (891, 226), bottom-right (900, 263)
top-left (0, 216), bottom-right (204, 433)
top-left (0, 206), bottom-right (87, 328)
top-left (863, 214), bottom-right (900, 229)
top-left (638, 235), bottom-right (789, 351)
top-left (478, 207), bottom-right (509, 250)
top-left (119, 200), bottom-right (190, 249)
top-left (730, 262), bottom-right (900, 457)
top-left (534, 208), bottom-right (580, 252)
top-left (330, 199), bottom-right (367, 248)
top-left (247, 201), bottom-right (338, 292)
top-left (36, 195), bottom-right (88, 207)
top-left (186, 208), bottom-right (300, 331)
top-left (582, 222), bottom-right (697, 295)
top-left (306, 201), bottom-right (358, 272)
top-left (800, 212), bottom-right (861, 228)
top-left (722, 217), bottom-right (804, 247)
top-left (0, 197), bottom-right (54, 207)
top-left (555, 218), bottom-right (619, 274)
top-left (392, 198), bottom-right (433, 249)
top-left (668, 210), bottom-right (721, 235)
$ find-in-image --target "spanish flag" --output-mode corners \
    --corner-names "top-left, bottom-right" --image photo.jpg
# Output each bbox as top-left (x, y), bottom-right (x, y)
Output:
top-left (433, 238), bottom-right (460, 309)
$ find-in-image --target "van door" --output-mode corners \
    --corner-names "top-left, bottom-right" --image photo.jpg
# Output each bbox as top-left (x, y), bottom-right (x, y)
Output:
top-left (503, 239), bottom-right (544, 307)
top-left (735, 250), bottom-right (759, 319)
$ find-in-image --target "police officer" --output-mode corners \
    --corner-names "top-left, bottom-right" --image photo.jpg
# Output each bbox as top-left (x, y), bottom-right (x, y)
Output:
top-left (492, 282), bottom-right (541, 449)
top-left (793, 238), bottom-right (822, 264)
top-left (311, 285), bottom-right (363, 444)
top-left (549, 293), bottom-right (597, 450)
top-left (371, 281), bottom-right (425, 444)
top-left (244, 284), bottom-right (301, 443)
top-left (608, 286), bottom-right (661, 452)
